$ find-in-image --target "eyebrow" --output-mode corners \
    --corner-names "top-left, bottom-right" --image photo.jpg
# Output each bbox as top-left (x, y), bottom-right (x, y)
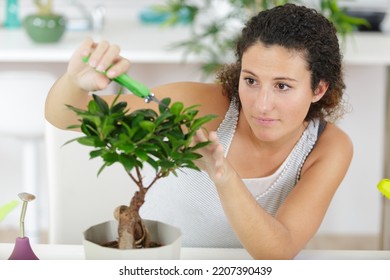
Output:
top-left (241, 69), bottom-right (298, 82)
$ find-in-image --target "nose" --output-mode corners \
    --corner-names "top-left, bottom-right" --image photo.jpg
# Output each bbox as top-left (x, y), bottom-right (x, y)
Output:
top-left (255, 87), bottom-right (274, 113)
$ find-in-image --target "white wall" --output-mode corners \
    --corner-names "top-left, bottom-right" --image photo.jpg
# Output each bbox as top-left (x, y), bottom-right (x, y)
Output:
top-left (317, 65), bottom-right (386, 236)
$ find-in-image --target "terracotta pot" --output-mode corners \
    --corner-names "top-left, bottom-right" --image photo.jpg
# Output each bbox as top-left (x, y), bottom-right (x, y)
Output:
top-left (83, 219), bottom-right (182, 259)
top-left (23, 14), bottom-right (66, 43)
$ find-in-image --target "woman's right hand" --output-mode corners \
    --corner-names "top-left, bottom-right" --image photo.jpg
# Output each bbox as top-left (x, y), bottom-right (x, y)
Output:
top-left (67, 37), bottom-right (131, 92)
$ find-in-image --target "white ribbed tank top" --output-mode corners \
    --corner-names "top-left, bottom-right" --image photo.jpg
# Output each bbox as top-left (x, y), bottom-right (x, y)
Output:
top-left (140, 100), bottom-right (321, 248)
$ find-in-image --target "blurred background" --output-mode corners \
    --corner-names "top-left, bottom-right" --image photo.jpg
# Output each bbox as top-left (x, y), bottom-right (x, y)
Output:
top-left (1, 0), bottom-right (390, 251)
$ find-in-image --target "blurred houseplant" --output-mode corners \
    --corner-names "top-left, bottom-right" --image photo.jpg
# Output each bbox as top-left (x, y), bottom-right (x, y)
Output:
top-left (0, 200), bottom-right (19, 223)
top-left (152, 0), bottom-right (368, 76)
top-left (23, 0), bottom-right (66, 43)
top-left (65, 93), bottom-right (216, 258)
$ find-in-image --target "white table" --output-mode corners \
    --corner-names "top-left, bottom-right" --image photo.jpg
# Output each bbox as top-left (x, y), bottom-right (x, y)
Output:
top-left (1, 243), bottom-right (390, 260)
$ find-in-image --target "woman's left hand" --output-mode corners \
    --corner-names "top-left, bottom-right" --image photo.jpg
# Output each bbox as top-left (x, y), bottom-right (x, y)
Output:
top-left (193, 129), bottom-right (230, 183)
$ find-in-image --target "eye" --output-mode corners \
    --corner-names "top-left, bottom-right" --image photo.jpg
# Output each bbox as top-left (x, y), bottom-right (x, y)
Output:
top-left (276, 83), bottom-right (290, 91)
top-left (244, 77), bottom-right (257, 86)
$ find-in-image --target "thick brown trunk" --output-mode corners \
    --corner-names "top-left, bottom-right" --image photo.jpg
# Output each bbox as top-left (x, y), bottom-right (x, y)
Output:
top-left (116, 190), bottom-right (153, 249)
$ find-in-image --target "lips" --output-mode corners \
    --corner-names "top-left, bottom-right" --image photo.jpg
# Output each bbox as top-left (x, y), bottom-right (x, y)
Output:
top-left (254, 117), bottom-right (278, 126)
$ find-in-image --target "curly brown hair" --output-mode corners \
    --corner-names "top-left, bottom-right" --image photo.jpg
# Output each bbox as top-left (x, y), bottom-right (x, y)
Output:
top-left (217, 4), bottom-right (346, 122)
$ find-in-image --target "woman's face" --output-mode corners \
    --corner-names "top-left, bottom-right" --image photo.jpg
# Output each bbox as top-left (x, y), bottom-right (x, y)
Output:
top-left (238, 42), bottom-right (326, 143)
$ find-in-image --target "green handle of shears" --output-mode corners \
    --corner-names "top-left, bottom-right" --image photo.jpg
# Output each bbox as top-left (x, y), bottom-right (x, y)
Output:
top-left (112, 74), bottom-right (150, 99)
top-left (82, 56), bottom-right (150, 99)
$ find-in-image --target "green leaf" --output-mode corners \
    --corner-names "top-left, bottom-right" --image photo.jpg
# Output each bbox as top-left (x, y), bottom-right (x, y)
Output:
top-left (0, 200), bottom-right (19, 222)
top-left (87, 99), bottom-right (100, 115)
top-left (66, 124), bottom-right (81, 130)
top-left (89, 149), bottom-right (104, 159)
top-left (92, 94), bottom-right (110, 114)
top-left (80, 120), bottom-right (98, 136)
top-left (191, 114), bottom-right (218, 130)
top-left (77, 136), bottom-right (105, 147)
top-left (170, 102), bottom-right (184, 116)
top-left (146, 157), bottom-right (159, 172)
top-left (62, 136), bottom-right (84, 147)
top-left (159, 98), bottom-right (171, 113)
top-left (134, 149), bottom-right (149, 161)
top-left (119, 154), bottom-right (136, 172)
top-left (110, 101), bottom-right (128, 114)
top-left (66, 104), bottom-right (92, 116)
top-left (100, 118), bottom-right (116, 138)
top-left (116, 141), bottom-right (136, 153)
top-left (97, 162), bottom-right (108, 177)
top-left (190, 140), bottom-right (212, 150)
top-left (139, 120), bottom-right (156, 133)
top-left (101, 151), bottom-right (119, 164)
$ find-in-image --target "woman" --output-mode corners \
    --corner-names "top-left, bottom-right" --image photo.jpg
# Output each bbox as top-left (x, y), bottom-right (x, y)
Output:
top-left (45, 4), bottom-right (352, 259)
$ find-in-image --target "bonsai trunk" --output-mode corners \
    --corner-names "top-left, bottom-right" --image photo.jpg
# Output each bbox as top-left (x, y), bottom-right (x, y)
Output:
top-left (115, 189), bottom-right (156, 249)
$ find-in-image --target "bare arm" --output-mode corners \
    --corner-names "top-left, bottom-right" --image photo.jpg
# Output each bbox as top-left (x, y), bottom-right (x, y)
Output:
top-left (45, 73), bottom-right (89, 129)
top-left (194, 124), bottom-right (353, 259)
top-left (45, 38), bottom-right (228, 131)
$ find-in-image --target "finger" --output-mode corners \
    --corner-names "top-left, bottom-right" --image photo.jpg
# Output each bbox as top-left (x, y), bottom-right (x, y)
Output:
top-left (195, 129), bottom-right (208, 142)
top-left (212, 145), bottom-right (226, 180)
top-left (69, 37), bottom-right (95, 67)
top-left (78, 37), bottom-right (95, 57)
top-left (87, 40), bottom-right (110, 68)
top-left (95, 44), bottom-right (121, 73)
top-left (208, 131), bottom-right (219, 143)
top-left (106, 57), bottom-right (131, 79)
top-left (88, 40), bottom-right (120, 72)
top-left (87, 42), bottom-right (127, 78)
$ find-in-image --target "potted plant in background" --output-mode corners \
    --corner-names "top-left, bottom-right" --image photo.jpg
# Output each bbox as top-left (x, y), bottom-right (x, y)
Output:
top-left (151, 0), bottom-right (368, 76)
top-left (23, 0), bottom-right (66, 43)
top-left (65, 92), bottom-right (216, 259)
top-left (0, 200), bottom-right (19, 224)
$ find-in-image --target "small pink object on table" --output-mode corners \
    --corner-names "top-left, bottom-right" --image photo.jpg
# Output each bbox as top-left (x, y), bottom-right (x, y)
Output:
top-left (8, 237), bottom-right (39, 260)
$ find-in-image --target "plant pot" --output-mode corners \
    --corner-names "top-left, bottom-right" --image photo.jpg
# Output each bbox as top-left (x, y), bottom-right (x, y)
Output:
top-left (23, 14), bottom-right (66, 43)
top-left (83, 220), bottom-right (182, 259)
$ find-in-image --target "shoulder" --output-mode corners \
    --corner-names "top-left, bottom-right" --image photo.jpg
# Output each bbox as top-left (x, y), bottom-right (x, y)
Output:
top-left (301, 122), bottom-right (353, 178)
top-left (152, 82), bottom-right (230, 130)
top-left (317, 123), bottom-right (353, 159)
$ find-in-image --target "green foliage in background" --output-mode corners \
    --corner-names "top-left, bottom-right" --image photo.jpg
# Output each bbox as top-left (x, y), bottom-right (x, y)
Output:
top-left (0, 200), bottom-right (19, 222)
top-left (34, 0), bottom-right (53, 15)
top-left (153, 0), bottom-right (368, 76)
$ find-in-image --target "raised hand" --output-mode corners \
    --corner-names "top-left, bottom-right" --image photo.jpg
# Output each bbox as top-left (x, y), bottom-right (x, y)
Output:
top-left (193, 129), bottom-right (229, 183)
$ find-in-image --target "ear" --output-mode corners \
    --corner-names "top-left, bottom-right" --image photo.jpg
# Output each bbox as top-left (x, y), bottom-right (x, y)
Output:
top-left (312, 80), bottom-right (329, 103)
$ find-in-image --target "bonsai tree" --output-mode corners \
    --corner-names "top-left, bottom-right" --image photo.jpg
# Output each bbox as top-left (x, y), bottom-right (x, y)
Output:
top-left (65, 93), bottom-right (216, 249)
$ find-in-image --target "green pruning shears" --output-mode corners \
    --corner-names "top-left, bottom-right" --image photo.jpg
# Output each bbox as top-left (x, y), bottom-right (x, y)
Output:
top-left (82, 56), bottom-right (166, 107)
